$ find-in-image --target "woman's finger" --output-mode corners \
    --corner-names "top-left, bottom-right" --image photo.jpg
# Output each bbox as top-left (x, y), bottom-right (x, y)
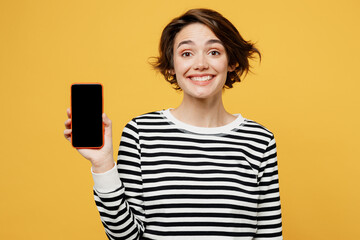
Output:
top-left (103, 113), bottom-right (112, 127)
top-left (67, 108), bottom-right (71, 118)
top-left (64, 128), bottom-right (72, 141)
top-left (64, 118), bottom-right (71, 129)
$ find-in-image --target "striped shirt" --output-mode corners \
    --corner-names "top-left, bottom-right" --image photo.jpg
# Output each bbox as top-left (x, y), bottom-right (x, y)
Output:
top-left (92, 109), bottom-right (282, 240)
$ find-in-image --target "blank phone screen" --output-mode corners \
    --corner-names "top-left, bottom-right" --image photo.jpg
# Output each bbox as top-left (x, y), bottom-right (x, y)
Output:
top-left (71, 84), bottom-right (103, 148)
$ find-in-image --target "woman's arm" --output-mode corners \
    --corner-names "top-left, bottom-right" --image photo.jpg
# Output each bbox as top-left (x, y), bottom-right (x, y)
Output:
top-left (93, 119), bottom-right (145, 240)
top-left (255, 136), bottom-right (283, 239)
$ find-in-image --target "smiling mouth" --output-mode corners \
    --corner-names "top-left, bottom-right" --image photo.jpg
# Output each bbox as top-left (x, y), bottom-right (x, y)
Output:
top-left (189, 75), bottom-right (214, 82)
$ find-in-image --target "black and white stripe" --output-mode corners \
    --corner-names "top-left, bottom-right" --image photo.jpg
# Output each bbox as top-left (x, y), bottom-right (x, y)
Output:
top-left (94, 110), bottom-right (282, 239)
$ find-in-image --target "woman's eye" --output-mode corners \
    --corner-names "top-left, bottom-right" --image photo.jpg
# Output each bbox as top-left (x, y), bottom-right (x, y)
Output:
top-left (209, 50), bottom-right (220, 56)
top-left (181, 52), bottom-right (192, 57)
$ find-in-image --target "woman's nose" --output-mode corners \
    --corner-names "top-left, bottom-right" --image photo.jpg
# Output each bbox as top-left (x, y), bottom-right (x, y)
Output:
top-left (193, 54), bottom-right (209, 70)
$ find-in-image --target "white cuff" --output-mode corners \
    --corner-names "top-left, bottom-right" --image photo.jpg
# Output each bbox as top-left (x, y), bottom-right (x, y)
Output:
top-left (91, 164), bottom-right (122, 193)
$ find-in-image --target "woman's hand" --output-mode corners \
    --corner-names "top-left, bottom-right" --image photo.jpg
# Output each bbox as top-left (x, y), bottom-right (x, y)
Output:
top-left (64, 108), bottom-right (115, 173)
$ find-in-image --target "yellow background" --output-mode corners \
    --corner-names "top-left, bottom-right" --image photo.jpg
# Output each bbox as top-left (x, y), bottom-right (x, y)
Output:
top-left (1, 0), bottom-right (359, 239)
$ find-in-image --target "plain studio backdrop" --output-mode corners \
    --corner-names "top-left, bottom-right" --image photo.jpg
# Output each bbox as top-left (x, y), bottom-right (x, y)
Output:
top-left (0, 0), bottom-right (359, 239)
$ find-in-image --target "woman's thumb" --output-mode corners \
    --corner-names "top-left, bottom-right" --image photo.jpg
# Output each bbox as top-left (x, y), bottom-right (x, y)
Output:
top-left (102, 113), bottom-right (111, 127)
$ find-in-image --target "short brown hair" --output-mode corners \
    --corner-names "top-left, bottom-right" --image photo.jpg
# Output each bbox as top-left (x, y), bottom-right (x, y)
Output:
top-left (150, 8), bottom-right (261, 90)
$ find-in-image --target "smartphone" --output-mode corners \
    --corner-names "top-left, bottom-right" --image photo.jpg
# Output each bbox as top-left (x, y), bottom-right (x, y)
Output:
top-left (71, 83), bottom-right (104, 149)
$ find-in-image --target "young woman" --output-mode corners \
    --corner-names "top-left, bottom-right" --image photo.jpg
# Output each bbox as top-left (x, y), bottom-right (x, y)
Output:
top-left (64, 8), bottom-right (282, 240)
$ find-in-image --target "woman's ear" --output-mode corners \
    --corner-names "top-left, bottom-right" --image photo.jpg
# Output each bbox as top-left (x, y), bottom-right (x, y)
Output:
top-left (228, 64), bottom-right (237, 72)
top-left (168, 69), bottom-right (175, 75)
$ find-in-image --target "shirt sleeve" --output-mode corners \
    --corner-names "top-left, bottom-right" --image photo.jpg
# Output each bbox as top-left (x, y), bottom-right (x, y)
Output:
top-left (93, 119), bottom-right (145, 240)
top-left (255, 136), bottom-right (283, 239)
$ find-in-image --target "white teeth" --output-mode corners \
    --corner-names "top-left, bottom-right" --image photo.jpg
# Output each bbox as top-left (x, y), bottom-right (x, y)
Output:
top-left (190, 75), bottom-right (213, 81)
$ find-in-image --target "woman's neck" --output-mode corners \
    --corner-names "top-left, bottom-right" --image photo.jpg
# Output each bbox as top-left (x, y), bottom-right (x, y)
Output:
top-left (170, 94), bottom-right (236, 128)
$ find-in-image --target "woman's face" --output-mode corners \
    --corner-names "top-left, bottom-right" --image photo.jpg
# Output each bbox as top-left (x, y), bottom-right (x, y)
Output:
top-left (171, 23), bottom-right (234, 100)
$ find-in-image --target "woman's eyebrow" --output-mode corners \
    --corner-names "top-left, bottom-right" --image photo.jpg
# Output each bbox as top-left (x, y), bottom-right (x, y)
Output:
top-left (177, 40), bottom-right (194, 49)
top-left (177, 39), bottom-right (223, 49)
top-left (206, 39), bottom-right (223, 45)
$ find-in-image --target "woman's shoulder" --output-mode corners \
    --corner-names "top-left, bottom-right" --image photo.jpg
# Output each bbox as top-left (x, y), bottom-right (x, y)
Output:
top-left (241, 117), bottom-right (275, 139)
top-left (122, 110), bottom-right (166, 132)
top-left (133, 110), bottom-right (164, 119)
top-left (124, 110), bottom-right (167, 126)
